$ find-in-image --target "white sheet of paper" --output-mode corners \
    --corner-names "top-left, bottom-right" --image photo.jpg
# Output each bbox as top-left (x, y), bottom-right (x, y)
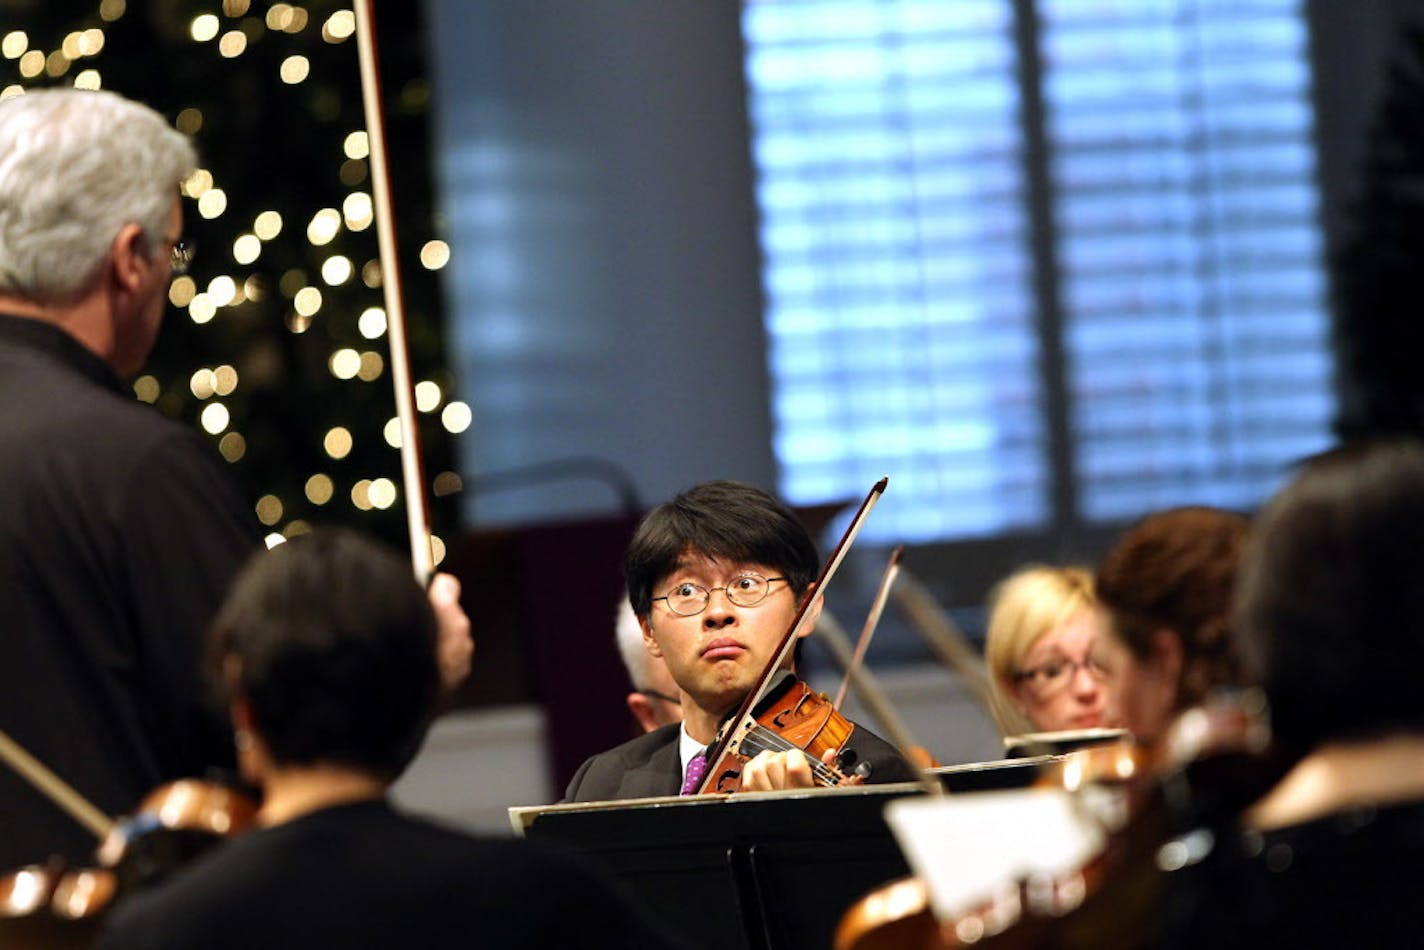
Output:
top-left (884, 788), bottom-right (1106, 920)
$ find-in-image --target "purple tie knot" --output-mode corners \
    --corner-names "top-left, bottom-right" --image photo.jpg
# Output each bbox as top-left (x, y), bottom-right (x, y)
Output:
top-left (680, 748), bottom-right (709, 795)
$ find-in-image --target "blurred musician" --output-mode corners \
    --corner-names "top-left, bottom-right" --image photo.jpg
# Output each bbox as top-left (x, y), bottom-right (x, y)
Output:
top-left (984, 565), bottom-right (1112, 736)
top-left (615, 598), bottom-right (684, 734)
top-left (99, 529), bottom-right (677, 949)
top-left (1168, 440), bottom-right (1424, 948)
top-left (1092, 506), bottom-right (1252, 743)
top-left (0, 88), bottom-right (262, 868)
top-left (564, 481), bottom-right (915, 801)
top-left (0, 88), bottom-right (473, 873)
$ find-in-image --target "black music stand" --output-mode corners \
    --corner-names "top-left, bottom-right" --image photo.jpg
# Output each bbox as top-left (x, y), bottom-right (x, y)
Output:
top-left (513, 785), bottom-right (919, 950)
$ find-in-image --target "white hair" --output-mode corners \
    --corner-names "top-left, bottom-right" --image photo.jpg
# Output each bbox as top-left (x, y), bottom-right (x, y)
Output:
top-left (0, 88), bottom-right (196, 303)
top-left (614, 597), bottom-right (649, 689)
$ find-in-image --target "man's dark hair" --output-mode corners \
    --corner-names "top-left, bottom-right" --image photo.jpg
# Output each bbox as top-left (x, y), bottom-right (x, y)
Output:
top-left (625, 481), bottom-right (820, 619)
top-left (207, 528), bottom-right (439, 779)
top-left (1237, 439), bottom-right (1424, 752)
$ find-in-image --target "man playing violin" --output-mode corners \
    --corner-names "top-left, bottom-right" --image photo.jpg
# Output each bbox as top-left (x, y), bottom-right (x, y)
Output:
top-left (564, 480), bottom-right (915, 802)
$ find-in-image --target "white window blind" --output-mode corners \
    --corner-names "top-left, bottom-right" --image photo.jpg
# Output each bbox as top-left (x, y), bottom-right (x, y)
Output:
top-left (744, 0), bottom-right (1044, 542)
top-left (744, 0), bottom-right (1332, 541)
top-left (1044, 0), bottom-right (1332, 520)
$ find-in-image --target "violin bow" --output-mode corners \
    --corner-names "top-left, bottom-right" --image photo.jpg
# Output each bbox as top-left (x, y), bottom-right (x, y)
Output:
top-left (832, 545), bottom-right (903, 710)
top-left (693, 476), bottom-right (887, 794)
top-left (891, 567), bottom-right (996, 715)
top-left (815, 610), bottom-right (942, 797)
top-left (0, 728), bottom-right (113, 839)
top-left (353, 0), bottom-right (436, 583)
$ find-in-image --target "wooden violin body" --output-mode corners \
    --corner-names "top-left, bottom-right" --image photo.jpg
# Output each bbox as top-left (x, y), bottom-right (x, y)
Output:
top-left (0, 778), bottom-right (257, 947)
top-left (0, 861), bottom-right (115, 950)
top-left (704, 676), bottom-right (863, 793)
top-left (96, 778), bottom-right (257, 893)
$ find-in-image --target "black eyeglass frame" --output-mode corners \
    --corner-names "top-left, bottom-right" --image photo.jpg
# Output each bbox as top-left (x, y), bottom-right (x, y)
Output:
top-left (651, 573), bottom-right (788, 617)
top-left (1011, 656), bottom-right (1108, 697)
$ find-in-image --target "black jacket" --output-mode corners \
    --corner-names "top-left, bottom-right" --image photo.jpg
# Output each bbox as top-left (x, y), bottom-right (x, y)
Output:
top-left (563, 717), bottom-right (918, 803)
top-left (0, 314), bottom-right (261, 866)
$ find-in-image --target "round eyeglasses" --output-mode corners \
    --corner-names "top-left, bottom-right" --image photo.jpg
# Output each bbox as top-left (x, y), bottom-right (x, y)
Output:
top-left (652, 573), bottom-right (787, 617)
top-left (1012, 656), bottom-right (1107, 700)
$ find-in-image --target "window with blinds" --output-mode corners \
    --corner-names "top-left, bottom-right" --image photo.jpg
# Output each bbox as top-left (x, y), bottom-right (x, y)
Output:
top-left (744, 0), bottom-right (1044, 543)
top-left (743, 0), bottom-right (1331, 542)
top-left (1044, 0), bottom-right (1332, 521)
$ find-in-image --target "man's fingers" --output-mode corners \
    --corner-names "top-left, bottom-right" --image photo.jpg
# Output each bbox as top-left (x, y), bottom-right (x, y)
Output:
top-left (740, 749), bottom-right (816, 791)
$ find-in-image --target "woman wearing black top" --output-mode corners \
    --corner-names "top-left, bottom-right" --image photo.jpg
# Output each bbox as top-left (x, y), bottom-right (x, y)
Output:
top-left (1168, 440), bottom-right (1424, 949)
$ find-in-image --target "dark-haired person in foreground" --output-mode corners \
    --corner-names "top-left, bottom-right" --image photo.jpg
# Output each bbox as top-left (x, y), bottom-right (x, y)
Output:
top-left (1165, 440), bottom-right (1424, 948)
top-left (564, 481), bottom-right (915, 802)
top-left (99, 530), bottom-right (681, 950)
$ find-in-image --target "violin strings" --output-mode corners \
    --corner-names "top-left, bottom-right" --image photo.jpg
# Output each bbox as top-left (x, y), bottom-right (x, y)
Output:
top-left (740, 724), bottom-right (843, 785)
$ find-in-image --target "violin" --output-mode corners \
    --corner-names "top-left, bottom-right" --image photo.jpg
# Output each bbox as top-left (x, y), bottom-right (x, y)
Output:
top-left (833, 739), bottom-right (1146, 950)
top-left (701, 673), bottom-right (867, 793)
top-left (0, 860), bottom-right (114, 949)
top-left (0, 778), bottom-right (256, 947)
top-left (834, 692), bottom-right (1282, 950)
top-left (95, 778), bottom-right (258, 893)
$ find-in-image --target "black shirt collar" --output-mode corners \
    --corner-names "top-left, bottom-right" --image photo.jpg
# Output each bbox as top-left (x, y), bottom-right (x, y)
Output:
top-left (0, 312), bottom-right (125, 395)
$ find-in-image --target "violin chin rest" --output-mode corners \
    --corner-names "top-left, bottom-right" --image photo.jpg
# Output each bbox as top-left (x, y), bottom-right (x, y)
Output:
top-left (836, 746), bottom-right (873, 779)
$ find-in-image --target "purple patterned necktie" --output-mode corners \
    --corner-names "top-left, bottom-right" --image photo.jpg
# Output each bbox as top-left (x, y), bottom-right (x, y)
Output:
top-left (680, 748), bottom-right (709, 796)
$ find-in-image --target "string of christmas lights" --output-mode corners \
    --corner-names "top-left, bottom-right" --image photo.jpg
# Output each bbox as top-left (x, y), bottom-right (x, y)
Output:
top-left (1, 1), bottom-right (465, 561)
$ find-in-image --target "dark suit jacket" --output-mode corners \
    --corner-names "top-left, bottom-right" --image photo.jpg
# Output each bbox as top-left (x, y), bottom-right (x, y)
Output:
top-left (563, 719), bottom-right (918, 803)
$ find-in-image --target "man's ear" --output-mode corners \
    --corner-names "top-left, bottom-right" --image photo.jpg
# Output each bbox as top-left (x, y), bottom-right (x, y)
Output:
top-left (796, 582), bottom-right (821, 639)
top-left (109, 223), bottom-right (150, 292)
top-left (625, 693), bottom-right (659, 734)
top-left (640, 614), bottom-right (663, 658)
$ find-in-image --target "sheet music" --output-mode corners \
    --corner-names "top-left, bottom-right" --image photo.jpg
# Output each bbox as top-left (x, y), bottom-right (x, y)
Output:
top-left (883, 788), bottom-right (1105, 921)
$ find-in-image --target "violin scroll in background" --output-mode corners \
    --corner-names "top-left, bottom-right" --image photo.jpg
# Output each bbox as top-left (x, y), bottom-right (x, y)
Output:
top-left (95, 778), bottom-right (258, 893)
top-left (0, 778), bottom-right (256, 948)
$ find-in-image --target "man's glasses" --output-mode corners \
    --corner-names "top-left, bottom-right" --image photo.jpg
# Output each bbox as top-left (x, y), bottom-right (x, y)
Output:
top-left (652, 573), bottom-right (787, 617)
top-left (1012, 656), bottom-right (1107, 699)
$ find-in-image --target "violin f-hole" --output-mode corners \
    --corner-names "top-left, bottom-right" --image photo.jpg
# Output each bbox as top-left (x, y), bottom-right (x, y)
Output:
top-left (713, 769), bottom-right (741, 793)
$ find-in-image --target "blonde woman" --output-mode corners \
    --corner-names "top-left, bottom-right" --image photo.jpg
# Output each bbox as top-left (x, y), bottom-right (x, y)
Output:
top-left (985, 565), bottom-right (1110, 736)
